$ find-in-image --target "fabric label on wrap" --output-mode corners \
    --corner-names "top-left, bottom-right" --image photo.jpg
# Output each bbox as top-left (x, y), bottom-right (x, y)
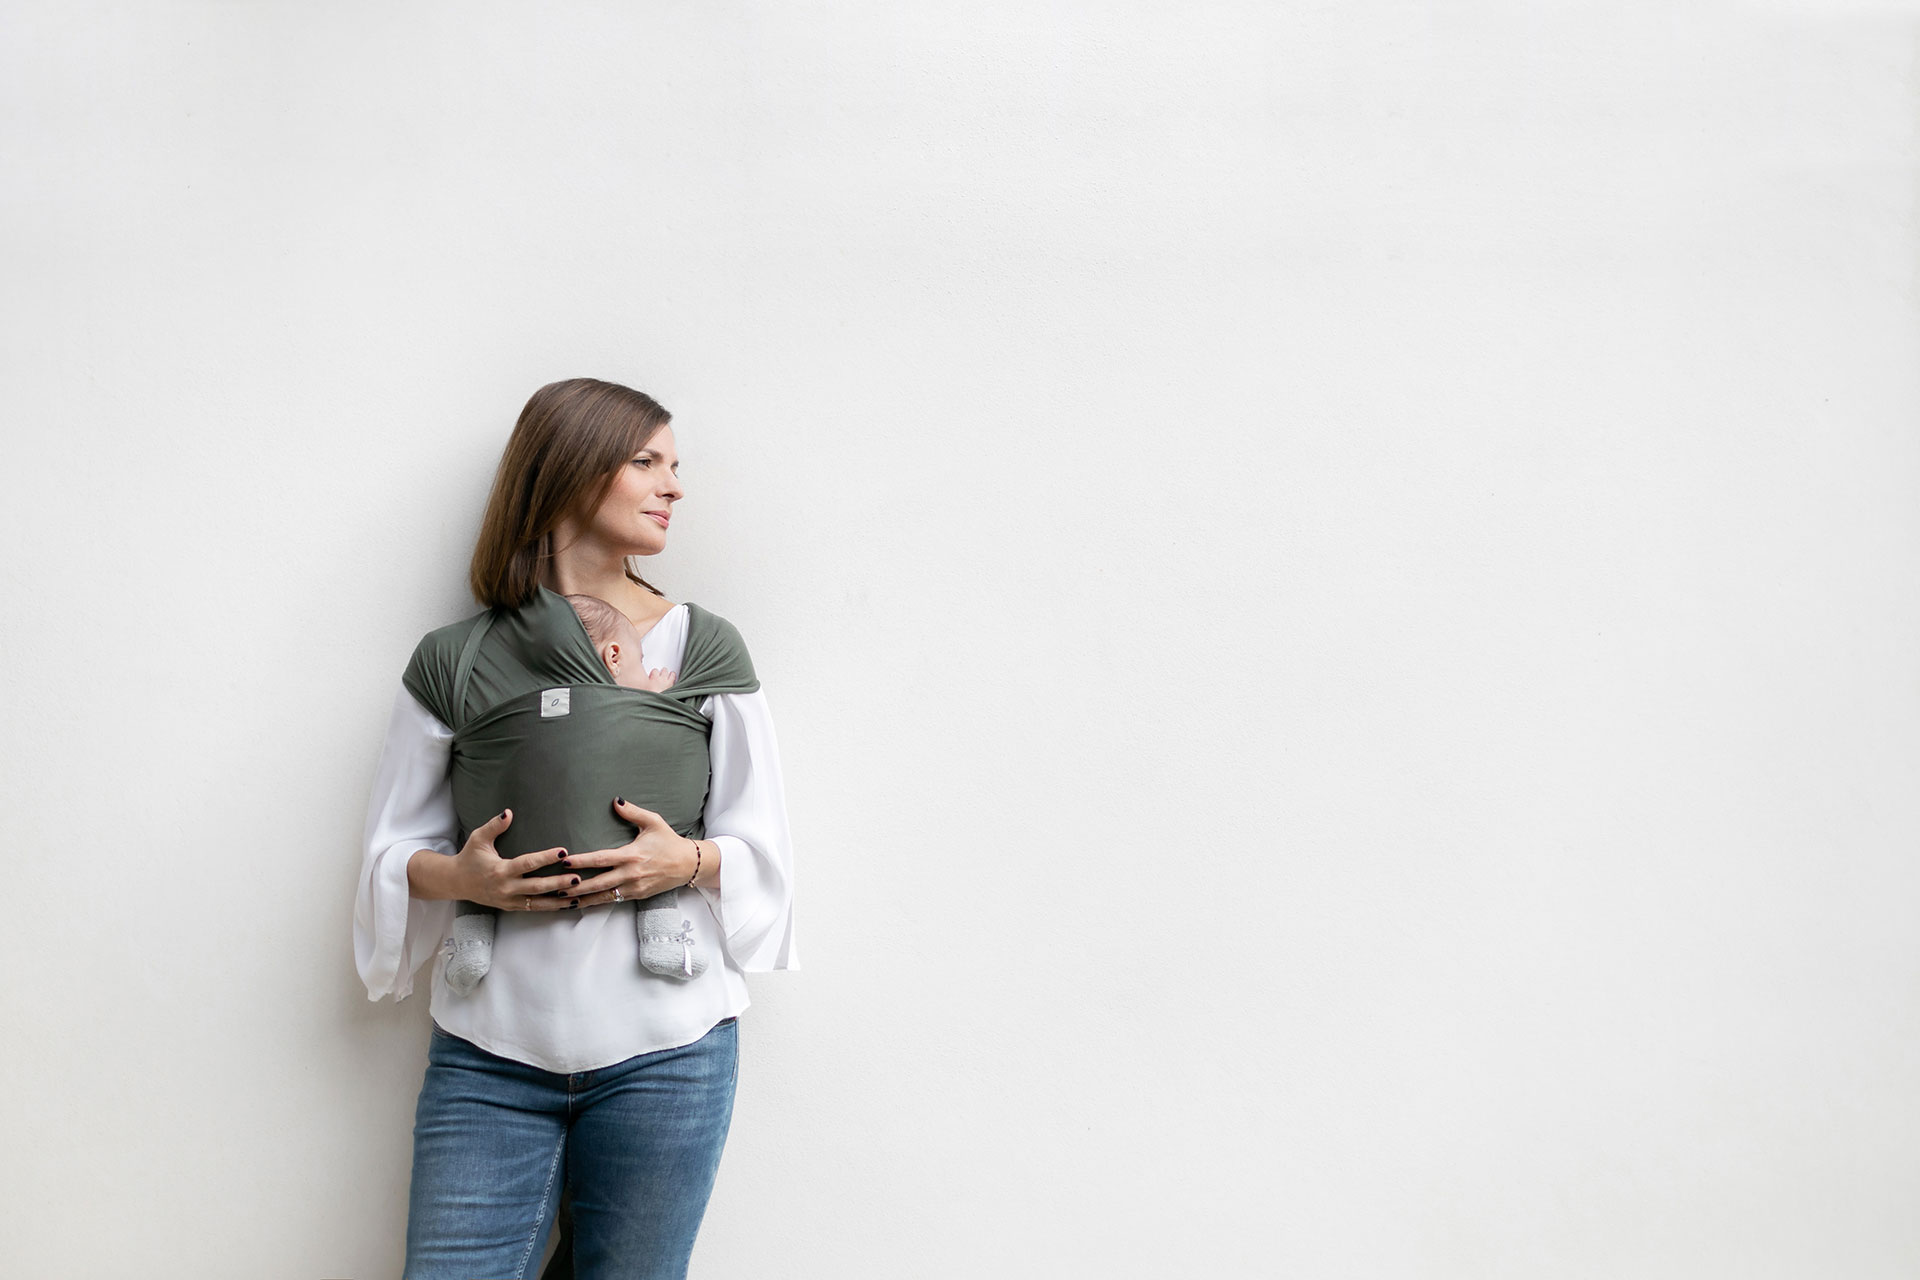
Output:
top-left (540, 688), bottom-right (572, 718)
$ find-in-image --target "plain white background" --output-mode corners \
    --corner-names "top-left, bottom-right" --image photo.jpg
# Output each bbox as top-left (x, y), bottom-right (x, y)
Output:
top-left (3, 2), bottom-right (1917, 1276)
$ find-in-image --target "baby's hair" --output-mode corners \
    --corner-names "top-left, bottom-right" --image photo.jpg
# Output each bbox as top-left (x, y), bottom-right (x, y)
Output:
top-left (565, 594), bottom-right (630, 649)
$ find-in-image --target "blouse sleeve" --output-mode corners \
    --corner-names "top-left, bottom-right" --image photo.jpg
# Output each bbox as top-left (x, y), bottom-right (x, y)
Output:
top-left (354, 682), bottom-right (461, 1002)
top-left (696, 687), bottom-right (801, 972)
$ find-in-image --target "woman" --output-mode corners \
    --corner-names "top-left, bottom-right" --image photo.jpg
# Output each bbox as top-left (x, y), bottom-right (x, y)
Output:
top-left (354, 377), bottom-right (800, 1279)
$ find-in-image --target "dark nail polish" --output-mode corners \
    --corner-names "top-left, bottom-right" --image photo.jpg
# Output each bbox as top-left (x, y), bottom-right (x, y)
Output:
top-left (559, 859), bottom-right (572, 868)
top-left (615, 796), bottom-right (624, 806)
top-left (571, 877), bottom-right (580, 886)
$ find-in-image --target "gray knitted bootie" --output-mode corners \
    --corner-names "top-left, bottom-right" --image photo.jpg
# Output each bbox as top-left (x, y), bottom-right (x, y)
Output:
top-left (443, 908), bottom-right (497, 995)
top-left (637, 888), bottom-right (707, 980)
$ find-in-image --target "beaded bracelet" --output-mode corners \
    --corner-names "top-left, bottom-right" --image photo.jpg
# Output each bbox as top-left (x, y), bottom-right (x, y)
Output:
top-left (685, 836), bottom-right (702, 888)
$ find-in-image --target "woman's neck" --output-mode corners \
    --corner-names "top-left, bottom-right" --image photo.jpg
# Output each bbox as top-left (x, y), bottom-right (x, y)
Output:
top-left (544, 550), bottom-right (666, 619)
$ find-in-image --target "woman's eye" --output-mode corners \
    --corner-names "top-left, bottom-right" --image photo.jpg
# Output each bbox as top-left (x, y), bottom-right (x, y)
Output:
top-left (631, 457), bottom-right (651, 467)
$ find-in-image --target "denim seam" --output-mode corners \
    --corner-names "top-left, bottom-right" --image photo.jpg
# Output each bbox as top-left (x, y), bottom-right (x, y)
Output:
top-left (514, 1132), bottom-right (566, 1279)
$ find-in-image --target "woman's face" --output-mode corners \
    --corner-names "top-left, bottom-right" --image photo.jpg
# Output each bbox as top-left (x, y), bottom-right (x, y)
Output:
top-left (586, 426), bottom-right (683, 556)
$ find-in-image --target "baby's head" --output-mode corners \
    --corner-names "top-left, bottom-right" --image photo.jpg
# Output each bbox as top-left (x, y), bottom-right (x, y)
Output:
top-left (566, 594), bottom-right (651, 690)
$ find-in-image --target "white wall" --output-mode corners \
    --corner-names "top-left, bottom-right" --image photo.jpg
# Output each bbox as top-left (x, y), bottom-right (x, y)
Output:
top-left (3, 2), bottom-right (1916, 1276)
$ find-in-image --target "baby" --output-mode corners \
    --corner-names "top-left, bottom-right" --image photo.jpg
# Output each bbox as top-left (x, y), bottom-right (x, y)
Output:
top-left (442, 593), bottom-right (711, 996)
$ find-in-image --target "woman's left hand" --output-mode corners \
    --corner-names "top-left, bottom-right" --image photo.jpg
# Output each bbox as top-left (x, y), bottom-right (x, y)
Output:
top-left (558, 798), bottom-right (698, 907)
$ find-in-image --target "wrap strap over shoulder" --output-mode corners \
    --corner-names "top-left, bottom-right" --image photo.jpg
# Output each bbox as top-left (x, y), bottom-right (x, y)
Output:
top-left (451, 608), bottom-right (498, 728)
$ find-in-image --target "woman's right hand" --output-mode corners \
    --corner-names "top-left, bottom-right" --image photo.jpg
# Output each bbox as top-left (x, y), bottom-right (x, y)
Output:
top-left (435, 808), bottom-right (583, 911)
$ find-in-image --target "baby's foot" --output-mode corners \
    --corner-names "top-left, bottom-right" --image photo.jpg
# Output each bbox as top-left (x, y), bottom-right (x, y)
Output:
top-left (443, 911), bottom-right (497, 995)
top-left (636, 890), bottom-right (707, 980)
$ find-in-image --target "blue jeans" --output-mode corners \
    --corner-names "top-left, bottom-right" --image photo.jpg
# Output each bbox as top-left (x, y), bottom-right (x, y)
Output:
top-left (404, 1017), bottom-right (739, 1280)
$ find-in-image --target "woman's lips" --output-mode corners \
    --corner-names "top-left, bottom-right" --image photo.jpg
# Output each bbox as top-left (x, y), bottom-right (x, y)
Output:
top-left (645, 512), bottom-right (670, 528)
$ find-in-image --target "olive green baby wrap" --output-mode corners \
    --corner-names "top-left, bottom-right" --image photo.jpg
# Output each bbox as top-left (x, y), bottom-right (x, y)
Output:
top-left (401, 585), bottom-right (759, 892)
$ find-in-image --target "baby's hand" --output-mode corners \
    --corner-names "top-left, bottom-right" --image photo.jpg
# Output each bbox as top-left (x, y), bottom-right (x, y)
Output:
top-left (635, 666), bottom-right (678, 692)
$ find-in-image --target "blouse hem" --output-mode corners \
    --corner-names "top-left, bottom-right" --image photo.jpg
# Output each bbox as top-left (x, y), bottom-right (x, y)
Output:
top-left (427, 998), bottom-right (752, 1075)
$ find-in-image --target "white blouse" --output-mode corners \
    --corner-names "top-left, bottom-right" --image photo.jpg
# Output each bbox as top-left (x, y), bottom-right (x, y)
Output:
top-left (352, 603), bottom-right (799, 1074)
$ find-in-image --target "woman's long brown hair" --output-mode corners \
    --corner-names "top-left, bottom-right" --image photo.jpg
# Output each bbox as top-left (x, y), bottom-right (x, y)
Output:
top-left (468, 378), bottom-right (673, 609)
